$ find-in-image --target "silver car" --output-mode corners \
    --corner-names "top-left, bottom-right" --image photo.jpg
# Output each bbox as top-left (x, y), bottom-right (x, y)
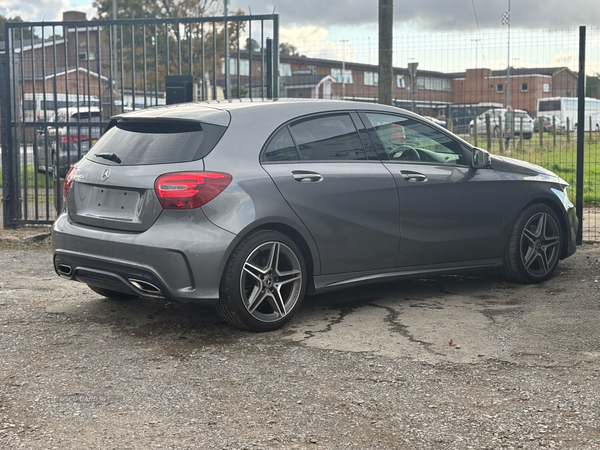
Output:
top-left (53, 100), bottom-right (578, 331)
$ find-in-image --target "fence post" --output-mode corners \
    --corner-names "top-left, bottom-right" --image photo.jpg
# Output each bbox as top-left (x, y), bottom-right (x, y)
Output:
top-left (552, 116), bottom-right (556, 149)
top-left (519, 117), bottom-right (523, 150)
top-left (590, 116), bottom-right (593, 142)
top-left (266, 38), bottom-right (272, 99)
top-left (473, 117), bottom-right (477, 147)
top-left (566, 117), bottom-right (571, 143)
top-left (576, 25), bottom-right (586, 246)
top-left (539, 118), bottom-right (544, 149)
top-left (272, 14), bottom-right (280, 99)
top-left (0, 52), bottom-right (15, 228)
top-left (498, 115), bottom-right (504, 154)
top-left (485, 114), bottom-right (491, 151)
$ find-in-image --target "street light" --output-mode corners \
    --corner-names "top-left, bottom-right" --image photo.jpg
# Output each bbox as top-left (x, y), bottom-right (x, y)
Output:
top-left (340, 39), bottom-right (348, 99)
top-left (471, 38), bottom-right (480, 69)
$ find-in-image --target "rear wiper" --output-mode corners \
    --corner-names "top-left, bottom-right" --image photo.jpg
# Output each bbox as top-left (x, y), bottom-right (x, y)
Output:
top-left (95, 153), bottom-right (122, 164)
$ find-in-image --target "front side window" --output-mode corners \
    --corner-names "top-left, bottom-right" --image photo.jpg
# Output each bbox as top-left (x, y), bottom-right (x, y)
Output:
top-left (364, 113), bottom-right (466, 165)
top-left (289, 114), bottom-right (366, 161)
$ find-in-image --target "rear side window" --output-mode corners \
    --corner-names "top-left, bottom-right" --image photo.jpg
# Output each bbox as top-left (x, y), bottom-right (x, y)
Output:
top-left (263, 127), bottom-right (299, 162)
top-left (290, 114), bottom-right (366, 161)
top-left (86, 120), bottom-right (226, 166)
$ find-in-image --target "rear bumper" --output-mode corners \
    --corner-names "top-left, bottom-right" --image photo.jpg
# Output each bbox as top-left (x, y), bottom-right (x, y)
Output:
top-left (52, 210), bottom-right (237, 301)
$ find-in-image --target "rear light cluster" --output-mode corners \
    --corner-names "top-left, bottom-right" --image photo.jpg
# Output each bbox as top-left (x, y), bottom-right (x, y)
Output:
top-left (154, 172), bottom-right (232, 209)
top-left (63, 165), bottom-right (78, 199)
top-left (60, 135), bottom-right (88, 144)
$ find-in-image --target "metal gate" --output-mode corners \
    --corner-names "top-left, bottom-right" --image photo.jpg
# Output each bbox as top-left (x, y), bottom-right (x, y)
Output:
top-left (1, 14), bottom-right (279, 226)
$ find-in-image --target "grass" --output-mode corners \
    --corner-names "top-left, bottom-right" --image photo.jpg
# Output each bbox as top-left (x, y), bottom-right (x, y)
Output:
top-left (461, 132), bottom-right (600, 206)
top-left (0, 165), bottom-right (55, 190)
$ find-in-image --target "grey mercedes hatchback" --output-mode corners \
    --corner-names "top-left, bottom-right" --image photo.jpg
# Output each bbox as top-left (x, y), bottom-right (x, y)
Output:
top-left (53, 99), bottom-right (578, 331)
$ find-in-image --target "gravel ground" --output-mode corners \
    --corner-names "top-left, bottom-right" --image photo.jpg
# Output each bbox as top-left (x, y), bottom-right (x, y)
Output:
top-left (0, 228), bottom-right (599, 449)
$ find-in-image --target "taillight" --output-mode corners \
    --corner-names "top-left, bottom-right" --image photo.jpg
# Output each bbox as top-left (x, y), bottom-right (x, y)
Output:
top-left (60, 135), bottom-right (88, 143)
top-left (63, 165), bottom-right (78, 199)
top-left (154, 172), bottom-right (232, 209)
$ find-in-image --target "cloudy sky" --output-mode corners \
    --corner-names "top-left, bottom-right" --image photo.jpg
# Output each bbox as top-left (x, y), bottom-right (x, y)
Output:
top-left (4, 0), bottom-right (598, 31)
top-left (2, 0), bottom-right (598, 72)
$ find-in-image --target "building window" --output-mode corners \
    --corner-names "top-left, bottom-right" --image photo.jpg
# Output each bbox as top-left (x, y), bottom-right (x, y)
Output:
top-left (78, 52), bottom-right (95, 61)
top-left (543, 83), bottom-right (550, 93)
top-left (331, 68), bottom-right (353, 84)
top-left (417, 77), bottom-right (425, 89)
top-left (497, 84), bottom-right (504, 93)
top-left (221, 59), bottom-right (251, 76)
top-left (397, 75), bottom-right (405, 88)
top-left (521, 82), bottom-right (528, 92)
top-left (418, 77), bottom-right (451, 91)
top-left (279, 63), bottom-right (292, 77)
top-left (364, 71), bottom-right (378, 86)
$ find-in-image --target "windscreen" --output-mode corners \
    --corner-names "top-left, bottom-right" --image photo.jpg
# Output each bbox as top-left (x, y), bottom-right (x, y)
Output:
top-left (86, 120), bottom-right (226, 166)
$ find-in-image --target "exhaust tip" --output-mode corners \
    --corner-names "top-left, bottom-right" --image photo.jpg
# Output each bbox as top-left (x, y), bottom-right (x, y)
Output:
top-left (57, 264), bottom-right (73, 277)
top-left (129, 278), bottom-right (162, 294)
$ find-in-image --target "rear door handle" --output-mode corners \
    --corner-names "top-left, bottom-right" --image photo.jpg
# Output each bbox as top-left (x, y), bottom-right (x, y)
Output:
top-left (400, 171), bottom-right (428, 182)
top-left (292, 170), bottom-right (323, 183)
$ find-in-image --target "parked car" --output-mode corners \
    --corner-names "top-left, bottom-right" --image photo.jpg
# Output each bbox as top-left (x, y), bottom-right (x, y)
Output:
top-left (52, 100), bottom-right (578, 332)
top-left (36, 107), bottom-right (102, 179)
top-left (423, 115), bottom-right (446, 127)
top-left (534, 116), bottom-right (565, 133)
top-left (469, 108), bottom-right (534, 139)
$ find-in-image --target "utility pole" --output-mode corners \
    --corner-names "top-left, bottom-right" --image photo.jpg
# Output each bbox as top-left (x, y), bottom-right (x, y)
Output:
top-left (224, 0), bottom-right (231, 99)
top-left (112, 0), bottom-right (117, 88)
top-left (378, 0), bottom-right (393, 105)
top-left (502, 0), bottom-right (511, 107)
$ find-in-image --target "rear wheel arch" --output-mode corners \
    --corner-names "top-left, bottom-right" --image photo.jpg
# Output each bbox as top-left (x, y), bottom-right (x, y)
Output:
top-left (255, 223), bottom-right (316, 294)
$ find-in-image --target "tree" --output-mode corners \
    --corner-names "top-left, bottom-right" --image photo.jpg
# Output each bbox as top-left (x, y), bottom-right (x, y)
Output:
top-left (246, 38), bottom-right (260, 52)
top-left (92, 0), bottom-right (246, 96)
top-left (0, 15), bottom-right (38, 41)
top-left (586, 74), bottom-right (600, 99)
top-left (279, 42), bottom-right (297, 57)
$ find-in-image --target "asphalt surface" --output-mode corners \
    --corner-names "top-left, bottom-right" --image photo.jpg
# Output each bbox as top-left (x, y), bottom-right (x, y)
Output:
top-left (0, 230), bottom-right (599, 449)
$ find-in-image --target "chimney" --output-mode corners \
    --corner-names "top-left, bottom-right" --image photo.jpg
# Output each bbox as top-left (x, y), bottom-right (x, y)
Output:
top-left (63, 11), bottom-right (87, 21)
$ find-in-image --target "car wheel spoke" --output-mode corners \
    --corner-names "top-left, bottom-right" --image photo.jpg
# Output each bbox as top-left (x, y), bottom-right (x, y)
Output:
top-left (247, 288), bottom-right (269, 314)
top-left (243, 262), bottom-right (265, 282)
top-left (523, 246), bottom-right (539, 270)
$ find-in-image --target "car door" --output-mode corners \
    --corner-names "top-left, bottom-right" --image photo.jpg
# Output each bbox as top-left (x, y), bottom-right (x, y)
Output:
top-left (360, 112), bottom-right (504, 268)
top-left (261, 112), bottom-right (400, 275)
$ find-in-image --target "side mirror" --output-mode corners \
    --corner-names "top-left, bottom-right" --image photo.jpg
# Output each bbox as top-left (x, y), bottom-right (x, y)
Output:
top-left (472, 147), bottom-right (491, 169)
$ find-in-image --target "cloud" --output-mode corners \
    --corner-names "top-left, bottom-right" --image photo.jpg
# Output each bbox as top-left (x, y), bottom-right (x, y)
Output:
top-left (0, 0), bottom-right (93, 22)
top-left (231, 0), bottom-right (600, 32)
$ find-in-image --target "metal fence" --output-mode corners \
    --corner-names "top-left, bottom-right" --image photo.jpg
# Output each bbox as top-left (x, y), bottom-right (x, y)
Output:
top-left (277, 26), bottom-right (600, 242)
top-left (2, 20), bottom-right (600, 242)
top-left (1, 14), bottom-right (279, 226)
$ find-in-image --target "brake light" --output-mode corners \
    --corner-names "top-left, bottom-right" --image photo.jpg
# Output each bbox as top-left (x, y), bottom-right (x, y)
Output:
top-left (63, 165), bottom-right (78, 199)
top-left (154, 172), bottom-right (232, 209)
top-left (60, 135), bottom-right (88, 143)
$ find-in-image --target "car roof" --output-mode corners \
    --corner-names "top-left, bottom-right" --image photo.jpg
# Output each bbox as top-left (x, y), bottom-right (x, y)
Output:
top-left (113, 98), bottom-right (422, 127)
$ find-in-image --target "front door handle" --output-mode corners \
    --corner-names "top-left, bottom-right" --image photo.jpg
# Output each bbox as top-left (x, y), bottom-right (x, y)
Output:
top-left (400, 171), bottom-right (428, 182)
top-left (292, 170), bottom-right (323, 183)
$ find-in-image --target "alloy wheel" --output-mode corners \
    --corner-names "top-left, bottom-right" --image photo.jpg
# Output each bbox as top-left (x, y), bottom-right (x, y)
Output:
top-left (519, 212), bottom-right (560, 278)
top-left (239, 241), bottom-right (303, 323)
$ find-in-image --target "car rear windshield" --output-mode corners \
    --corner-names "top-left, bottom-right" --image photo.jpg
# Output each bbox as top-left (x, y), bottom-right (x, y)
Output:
top-left (86, 120), bottom-right (226, 166)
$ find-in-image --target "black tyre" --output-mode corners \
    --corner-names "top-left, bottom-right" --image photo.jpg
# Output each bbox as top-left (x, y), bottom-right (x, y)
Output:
top-left (88, 285), bottom-right (138, 301)
top-left (503, 203), bottom-right (562, 283)
top-left (469, 126), bottom-right (474, 136)
top-left (217, 230), bottom-right (307, 332)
